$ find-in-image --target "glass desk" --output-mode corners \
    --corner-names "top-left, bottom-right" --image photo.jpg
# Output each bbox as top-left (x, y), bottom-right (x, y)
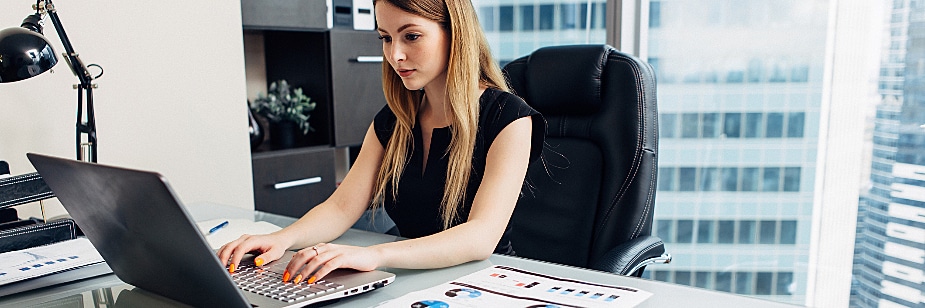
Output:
top-left (0, 203), bottom-right (799, 307)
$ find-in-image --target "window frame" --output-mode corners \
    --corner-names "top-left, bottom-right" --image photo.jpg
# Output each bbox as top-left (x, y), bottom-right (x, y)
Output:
top-left (611, 0), bottom-right (873, 306)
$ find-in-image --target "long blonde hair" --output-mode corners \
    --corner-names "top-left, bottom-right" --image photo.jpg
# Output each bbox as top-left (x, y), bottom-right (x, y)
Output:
top-left (372, 0), bottom-right (509, 229)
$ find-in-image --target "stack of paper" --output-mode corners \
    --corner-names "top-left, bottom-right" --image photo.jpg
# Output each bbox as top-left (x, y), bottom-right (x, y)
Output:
top-left (0, 238), bottom-right (105, 286)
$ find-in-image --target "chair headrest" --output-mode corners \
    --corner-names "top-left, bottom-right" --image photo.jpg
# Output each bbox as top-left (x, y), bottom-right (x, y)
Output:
top-left (523, 45), bottom-right (613, 115)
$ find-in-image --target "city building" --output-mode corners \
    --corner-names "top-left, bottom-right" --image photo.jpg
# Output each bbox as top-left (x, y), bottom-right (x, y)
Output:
top-left (851, 0), bottom-right (925, 307)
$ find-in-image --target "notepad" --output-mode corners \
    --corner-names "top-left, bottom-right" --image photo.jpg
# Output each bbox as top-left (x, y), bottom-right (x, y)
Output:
top-left (0, 238), bottom-right (105, 286)
top-left (195, 218), bottom-right (282, 250)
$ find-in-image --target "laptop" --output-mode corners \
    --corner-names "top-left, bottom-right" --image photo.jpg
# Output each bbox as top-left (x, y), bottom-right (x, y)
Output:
top-left (28, 153), bottom-right (395, 308)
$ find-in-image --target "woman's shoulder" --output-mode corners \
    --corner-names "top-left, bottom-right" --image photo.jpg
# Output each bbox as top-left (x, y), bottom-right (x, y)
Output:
top-left (479, 87), bottom-right (540, 123)
top-left (373, 104), bottom-right (396, 146)
top-left (480, 87), bottom-right (527, 108)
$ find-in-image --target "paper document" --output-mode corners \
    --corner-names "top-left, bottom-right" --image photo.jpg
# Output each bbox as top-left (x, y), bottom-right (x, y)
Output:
top-left (196, 218), bottom-right (282, 250)
top-left (377, 265), bottom-right (653, 307)
top-left (0, 238), bottom-right (105, 286)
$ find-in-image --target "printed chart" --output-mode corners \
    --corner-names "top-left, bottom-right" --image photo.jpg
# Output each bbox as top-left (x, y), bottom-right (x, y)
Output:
top-left (377, 266), bottom-right (652, 307)
top-left (0, 238), bottom-right (104, 286)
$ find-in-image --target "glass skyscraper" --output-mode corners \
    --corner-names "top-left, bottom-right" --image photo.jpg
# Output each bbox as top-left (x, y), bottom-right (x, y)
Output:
top-left (477, 0), bottom-right (829, 305)
top-left (644, 1), bottom-right (828, 304)
top-left (851, 0), bottom-right (925, 307)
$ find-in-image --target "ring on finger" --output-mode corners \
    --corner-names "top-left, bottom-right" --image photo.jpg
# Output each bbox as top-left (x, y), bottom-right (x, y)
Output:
top-left (312, 245), bottom-right (319, 256)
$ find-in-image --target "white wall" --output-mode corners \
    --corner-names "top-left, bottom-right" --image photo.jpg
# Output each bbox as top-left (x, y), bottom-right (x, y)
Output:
top-left (1, 1), bottom-right (254, 218)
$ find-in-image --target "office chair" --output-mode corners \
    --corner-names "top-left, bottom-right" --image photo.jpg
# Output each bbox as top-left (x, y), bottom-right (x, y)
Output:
top-left (503, 44), bottom-right (670, 276)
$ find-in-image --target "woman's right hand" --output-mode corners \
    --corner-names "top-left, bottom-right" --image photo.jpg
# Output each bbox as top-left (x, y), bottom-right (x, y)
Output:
top-left (217, 232), bottom-right (292, 273)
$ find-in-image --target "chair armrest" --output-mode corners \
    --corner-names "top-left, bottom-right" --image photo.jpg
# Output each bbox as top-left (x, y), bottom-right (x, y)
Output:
top-left (591, 235), bottom-right (671, 276)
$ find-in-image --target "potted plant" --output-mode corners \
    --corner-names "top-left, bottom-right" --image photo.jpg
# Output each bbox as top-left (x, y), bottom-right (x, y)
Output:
top-left (250, 80), bottom-right (317, 149)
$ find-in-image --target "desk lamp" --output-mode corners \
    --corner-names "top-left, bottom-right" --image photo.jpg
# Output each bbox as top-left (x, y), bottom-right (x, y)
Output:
top-left (0, 0), bottom-right (102, 162)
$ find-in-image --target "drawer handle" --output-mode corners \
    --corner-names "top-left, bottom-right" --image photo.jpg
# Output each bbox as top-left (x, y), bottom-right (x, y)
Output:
top-left (355, 56), bottom-right (383, 63)
top-left (274, 177), bottom-right (322, 190)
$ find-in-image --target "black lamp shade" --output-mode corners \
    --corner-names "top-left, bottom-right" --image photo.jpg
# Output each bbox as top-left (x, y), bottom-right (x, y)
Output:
top-left (0, 27), bottom-right (58, 83)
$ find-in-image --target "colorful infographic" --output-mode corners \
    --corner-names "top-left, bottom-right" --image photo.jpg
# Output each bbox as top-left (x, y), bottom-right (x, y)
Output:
top-left (375, 265), bottom-right (652, 307)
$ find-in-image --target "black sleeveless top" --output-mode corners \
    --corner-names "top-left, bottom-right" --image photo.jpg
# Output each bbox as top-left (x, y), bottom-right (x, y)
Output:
top-left (372, 88), bottom-right (545, 255)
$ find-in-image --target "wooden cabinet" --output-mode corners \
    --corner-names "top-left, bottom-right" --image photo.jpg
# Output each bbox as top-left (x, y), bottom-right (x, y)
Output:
top-left (262, 29), bottom-right (384, 148)
top-left (251, 146), bottom-right (336, 217)
top-left (242, 2), bottom-right (384, 218)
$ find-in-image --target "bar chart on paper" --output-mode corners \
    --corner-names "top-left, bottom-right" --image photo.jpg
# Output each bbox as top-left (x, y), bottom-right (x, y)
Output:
top-left (377, 265), bottom-right (653, 307)
top-left (0, 238), bottom-right (104, 286)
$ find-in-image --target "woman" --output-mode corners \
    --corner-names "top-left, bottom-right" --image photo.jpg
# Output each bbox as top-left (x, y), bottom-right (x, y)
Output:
top-left (218, 0), bottom-right (545, 285)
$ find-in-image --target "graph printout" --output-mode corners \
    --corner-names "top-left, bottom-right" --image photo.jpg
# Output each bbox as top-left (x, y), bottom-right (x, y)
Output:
top-left (0, 238), bottom-right (105, 286)
top-left (377, 265), bottom-right (653, 307)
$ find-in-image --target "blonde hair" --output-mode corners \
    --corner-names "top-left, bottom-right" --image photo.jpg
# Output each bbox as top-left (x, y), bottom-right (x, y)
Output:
top-left (372, 0), bottom-right (509, 229)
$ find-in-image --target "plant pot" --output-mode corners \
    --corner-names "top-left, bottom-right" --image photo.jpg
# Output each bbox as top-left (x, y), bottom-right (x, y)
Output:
top-left (269, 121), bottom-right (304, 150)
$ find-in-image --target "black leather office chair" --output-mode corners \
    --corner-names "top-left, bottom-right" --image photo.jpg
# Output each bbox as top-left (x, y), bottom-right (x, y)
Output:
top-left (503, 44), bottom-right (670, 276)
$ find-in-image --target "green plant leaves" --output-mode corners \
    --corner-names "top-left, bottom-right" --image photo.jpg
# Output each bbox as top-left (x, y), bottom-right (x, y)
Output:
top-left (251, 80), bottom-right (317, 134)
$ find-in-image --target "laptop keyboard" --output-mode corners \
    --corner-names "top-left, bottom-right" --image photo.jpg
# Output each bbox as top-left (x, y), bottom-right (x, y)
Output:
top-left (231, 263), bottom-right (345, 303)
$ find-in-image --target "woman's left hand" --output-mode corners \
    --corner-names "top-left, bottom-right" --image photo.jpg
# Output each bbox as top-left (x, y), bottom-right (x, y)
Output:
top-left (281, 243), bottom-right (382, 284)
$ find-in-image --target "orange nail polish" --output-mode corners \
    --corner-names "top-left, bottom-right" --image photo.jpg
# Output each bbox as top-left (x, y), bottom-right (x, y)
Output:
top-left (307, 276), bottom-right (317, 284)
top-left (254, 258), bottom-right (264, 267)
top-left (282, 271), bottom-right (290, 282)
top-left (293, 274), bottom-right (303, 284)
top-left (229, 263), bottom-right (236, 274)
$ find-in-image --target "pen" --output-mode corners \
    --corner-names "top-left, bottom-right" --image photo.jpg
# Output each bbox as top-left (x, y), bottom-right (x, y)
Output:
top-left (208, 221), bottom-right (229, 234)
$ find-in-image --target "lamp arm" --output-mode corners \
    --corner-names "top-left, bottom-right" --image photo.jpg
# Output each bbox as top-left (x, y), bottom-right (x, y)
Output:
top-left (44, 0), bottom-right (92, 86)
top-left (38, 0), bottom-right (97, 162)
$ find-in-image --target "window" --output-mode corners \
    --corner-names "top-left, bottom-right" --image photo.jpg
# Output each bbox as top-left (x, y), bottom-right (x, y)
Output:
top-left (697, 220), bottom-right (715, 243)
top-left (777, 273), bottom-right (794, 295)
top-left (723, 113), bottom-right (742, 138)
top-left (741, 167), bottom-right (760, 191)
top-left (700, 167), bottom-right (719, 191)
top-left (783, 167), bottom-right (801, 192)
top-left (560, 3), bottom-right (578, 30)
top-left (676, 220), bottom-right (694, 243)
top-left (675, 271), bottom-right (692, 286)
top-left (658, 167), bottom-right (676, 191)
top-left (499, 6), bottom-right (514, 32)
top-left (539, 4), bottom-right (555, 30)
top-left (756, 272), bottom-right (774, 295)
top-left (695, 271), bottom-right (712, 289)
top-left (715, 272), bottom-right (732, 292)
top-left (702, 113), bottom-right (721, 138)
top-left (738, 220), bottom-right (756, 244)
top-left (655, 271), bottom-right (670, 282)
top-left (720, 167), bottom-right (738, 191)
top-left (718, 220), bottom-right (735, 244)
top-left (744, 113), bottom-right (763, 138)
top-left (780, 221), bottom-right (797, 245)
top-left (478, 0), bottom-right (882, 304)
top-left (519, 5), bottom-right (535, 31)
top-left (759, 220), bottom-right (777, 244)
top-left (480, 7), bottom-right (495, 31)
top-left (682, 113), bottom-right (700, 138)
top-left (736, 272), bottom-right (754, 295)
top-left (661, 113), bottom-right (677, 138)
top-left (766, 113), bottom-right (784, 138)
top-left (787, 113), bottom-right (805, 137)
top-left (762, 167), bottom-right (781, 192)
top-left (657, 219), bottom-right (673, 243)
top-left (679, 167), bottom-right (697, 191)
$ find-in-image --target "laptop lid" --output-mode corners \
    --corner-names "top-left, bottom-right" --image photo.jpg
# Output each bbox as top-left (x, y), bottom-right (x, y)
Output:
top-left (29, 154), bottom-right (396, 307)
top-left (28, 153), bottom-right (253, 308)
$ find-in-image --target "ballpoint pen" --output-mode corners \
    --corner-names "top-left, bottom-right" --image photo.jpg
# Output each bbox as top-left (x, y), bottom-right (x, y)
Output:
top-left (208, 221), bottom-right (229, 234)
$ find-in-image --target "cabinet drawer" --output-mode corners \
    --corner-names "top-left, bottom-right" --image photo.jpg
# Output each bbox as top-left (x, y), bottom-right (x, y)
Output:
top-left (241, 0), bottom-right (330, 30)
top-left (330, 29), bottom-right (386, 146)
top-left (252, 147), bottom-right (336, 217)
